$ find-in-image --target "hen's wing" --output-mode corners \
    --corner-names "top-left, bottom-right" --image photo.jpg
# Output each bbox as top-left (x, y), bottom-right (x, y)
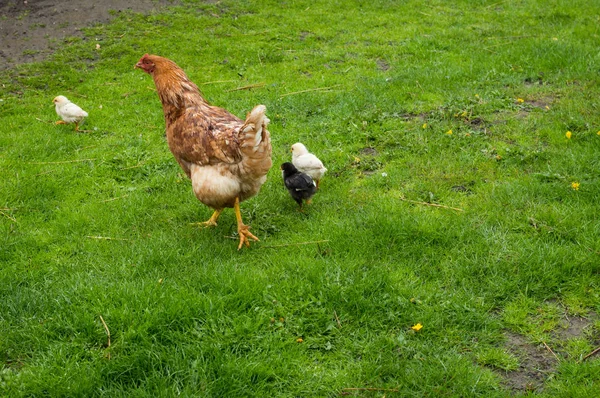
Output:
top-left (167, 105), bottom-right (244, 168)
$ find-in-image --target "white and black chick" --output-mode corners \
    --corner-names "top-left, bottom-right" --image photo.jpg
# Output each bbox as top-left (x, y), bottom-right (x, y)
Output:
top-left (281, 162), bottom-right (317, 209)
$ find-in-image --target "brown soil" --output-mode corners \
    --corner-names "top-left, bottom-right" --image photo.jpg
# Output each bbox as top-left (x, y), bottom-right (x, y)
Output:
top-left (554, 313), bottom-right (594, 341)
top-left (0, 0), bottom-right (179, 69)
top-left (502, 332), bottom-right (557, 393)
top-left (500, 310), bottom-right (599, 394)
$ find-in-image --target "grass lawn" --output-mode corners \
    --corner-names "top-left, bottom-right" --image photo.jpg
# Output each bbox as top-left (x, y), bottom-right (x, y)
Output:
top-left (2, 0), bottom-right (600, 396)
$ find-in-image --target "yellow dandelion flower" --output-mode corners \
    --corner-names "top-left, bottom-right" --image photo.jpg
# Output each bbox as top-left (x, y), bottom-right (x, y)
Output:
top-left (597, 131), bottom-right (600, 136)
top-left (422, 123), bottom-right (428, 129)
top-left (565, 131), bottom-right (572, 139)
top-left (411, 323), bottom-right (423, 332)
top-left (571, 182), bottom-right (580, 191)
top-left (446, 129), bottom-right (453, 135)
top-left (475, 94), bottom-right (479, 98)
top-left (296, 337), bottom-right (304, 343)
top-left (517, 98), bottom-right (525, 103)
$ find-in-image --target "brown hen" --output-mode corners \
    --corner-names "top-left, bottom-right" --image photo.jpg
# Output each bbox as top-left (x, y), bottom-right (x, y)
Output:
top-left (135, 54), bottom-right (272, 249)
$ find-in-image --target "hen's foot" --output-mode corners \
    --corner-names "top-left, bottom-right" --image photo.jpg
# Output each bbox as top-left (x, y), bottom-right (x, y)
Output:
top-left (233, 197), bottom-right (259, 250)
top-left (237, 224), bottom-right (259, 250)
top-left (190, 220), bottom-right (218, 228)
top-left (55, 121), bottom-right (67, 125)
top-left (190, 209), bottom-right (223, 228)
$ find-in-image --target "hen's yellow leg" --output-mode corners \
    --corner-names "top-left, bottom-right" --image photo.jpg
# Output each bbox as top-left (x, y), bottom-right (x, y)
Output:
top-left (191, 208), bottom-right (223, 228)
top-left (234, 197), bottom-right (258, 250)
top-left (55, 120), bottom-right (67, 125)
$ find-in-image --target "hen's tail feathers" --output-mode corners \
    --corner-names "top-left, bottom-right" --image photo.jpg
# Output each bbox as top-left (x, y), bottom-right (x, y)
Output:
top-left (241, 105), bottom-right (269, 148)
top-left (239, 104), bottom-right (272, 176)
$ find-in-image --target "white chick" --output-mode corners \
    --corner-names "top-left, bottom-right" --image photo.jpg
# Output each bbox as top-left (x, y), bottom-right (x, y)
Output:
top-left (291, 142), bottom-right (327, 189)
top-left (53, 95), bottom-right (88, 131)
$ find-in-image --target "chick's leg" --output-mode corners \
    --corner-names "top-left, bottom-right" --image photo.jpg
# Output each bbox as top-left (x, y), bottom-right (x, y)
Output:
top-left (234, 197), bottom-right (258, 250)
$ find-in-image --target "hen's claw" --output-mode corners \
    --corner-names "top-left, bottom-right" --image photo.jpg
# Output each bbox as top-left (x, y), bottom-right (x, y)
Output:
top-left (191, 209), bottom-right (223, 228)
top-left (234, 197), bottom-right (258, 250)
top-left (190, 220), bottom-right (217, 228)
top-left (237, 224), bottom-right (259, 250)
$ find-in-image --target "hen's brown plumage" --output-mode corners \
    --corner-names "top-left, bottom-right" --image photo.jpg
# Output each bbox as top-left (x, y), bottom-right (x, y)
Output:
top-left (136, 54), bottom-right (272, 249)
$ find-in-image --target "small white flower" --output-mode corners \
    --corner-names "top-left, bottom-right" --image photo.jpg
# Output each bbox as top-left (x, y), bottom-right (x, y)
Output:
top-left (381, 172), bottom-right (388, 177)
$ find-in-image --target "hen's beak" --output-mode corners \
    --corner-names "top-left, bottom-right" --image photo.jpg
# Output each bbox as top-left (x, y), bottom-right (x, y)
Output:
top-left (134, 62), bottom-right (142, 70)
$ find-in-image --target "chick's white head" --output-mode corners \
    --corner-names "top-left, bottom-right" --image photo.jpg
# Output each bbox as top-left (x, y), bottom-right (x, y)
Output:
top-left (53, 95), bottom-right (70, 106)
top-left (291, 143), bottom-right (308, 157)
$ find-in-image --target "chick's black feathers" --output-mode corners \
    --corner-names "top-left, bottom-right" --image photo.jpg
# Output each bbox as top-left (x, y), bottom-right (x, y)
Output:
top-left (281, 162), bottom-right (317, 206)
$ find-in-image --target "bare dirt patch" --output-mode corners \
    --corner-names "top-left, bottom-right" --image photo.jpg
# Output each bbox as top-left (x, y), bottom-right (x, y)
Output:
top-left (376, 58), bottom-right (390, 71)
top-left (553, 311), bottom-right (599, 359)
top-left (554, 313), bottom-right (594, 340)
top-left (499, 310), bottom-right (599, 394)
top-left (451, 182), bottom-right (474, 194)
top-left (360, 147), bottom-right (379, 157)
top-left (502, 332), bottom-right (557, 393)
top-left (0, 0), bottom-right (179, 69)
top-left (526, 97), bottom-right (553, 110)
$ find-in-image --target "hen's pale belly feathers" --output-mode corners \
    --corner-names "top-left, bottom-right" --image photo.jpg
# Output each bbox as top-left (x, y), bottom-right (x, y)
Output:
top-left (190, 163), bottom-right (266, 209)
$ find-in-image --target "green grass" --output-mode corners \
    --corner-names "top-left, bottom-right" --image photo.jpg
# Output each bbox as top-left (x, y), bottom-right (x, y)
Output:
top-left (2, 0), bottom-right (600, 396)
